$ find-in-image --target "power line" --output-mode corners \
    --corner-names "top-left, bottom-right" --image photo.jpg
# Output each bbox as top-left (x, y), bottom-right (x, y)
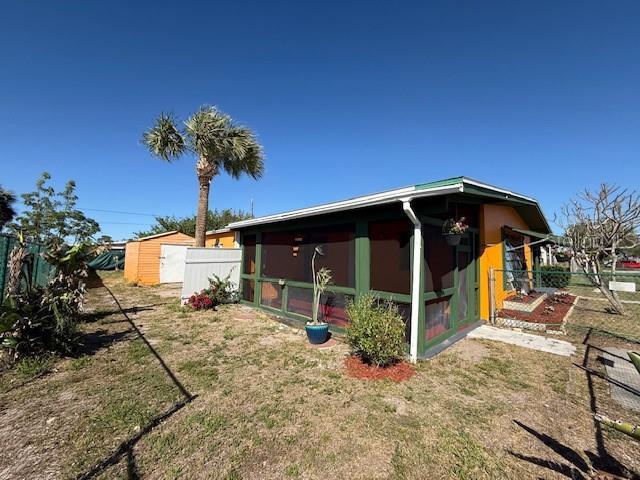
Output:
top-left (14, 200), bottom-right (162, 217)
top-left (99, 221), bottom-right (156, 226)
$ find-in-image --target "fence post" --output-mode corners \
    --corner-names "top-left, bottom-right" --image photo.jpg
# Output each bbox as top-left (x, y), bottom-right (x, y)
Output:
top-left (489, 267), bottom-right (496, 325)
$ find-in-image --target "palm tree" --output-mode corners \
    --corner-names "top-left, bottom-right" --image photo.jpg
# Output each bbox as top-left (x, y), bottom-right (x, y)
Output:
top-left (142, 106), bottom-right (264, 246)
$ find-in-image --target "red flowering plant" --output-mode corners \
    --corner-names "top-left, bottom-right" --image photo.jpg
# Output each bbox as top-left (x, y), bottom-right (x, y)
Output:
top-left (187, 292), bottom-right (214, 310)
top-left (442, 217), bottom-right (469, 235)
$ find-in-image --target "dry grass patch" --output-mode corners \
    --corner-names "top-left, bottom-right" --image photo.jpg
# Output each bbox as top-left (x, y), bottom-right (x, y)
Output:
top-left (0, 272), bottom-right (639, 479)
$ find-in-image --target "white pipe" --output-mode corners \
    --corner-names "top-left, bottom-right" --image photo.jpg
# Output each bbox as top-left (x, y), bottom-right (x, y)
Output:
top-left (401, 198), bottom-right (421, 363)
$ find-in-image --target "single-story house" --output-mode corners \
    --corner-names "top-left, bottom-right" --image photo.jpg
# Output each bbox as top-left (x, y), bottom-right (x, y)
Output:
top-left (228, 177), bottom-right (551, 360)
top-left (124, 231), bottom-right (194, 285)
top-left (205, 228), bottom-right (239, 248)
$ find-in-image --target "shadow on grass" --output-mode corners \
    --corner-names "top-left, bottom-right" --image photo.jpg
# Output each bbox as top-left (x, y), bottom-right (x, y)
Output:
top-left (80, 306), bottom-right (157, 324)
top-left (579, 329), bottom-right (640, 479)
top-left (509, 328), bottom-right (639, 479)
top-left (508, 420), bottom-right (590, 479)
top-left (76, 281), bottom-right (195, 479)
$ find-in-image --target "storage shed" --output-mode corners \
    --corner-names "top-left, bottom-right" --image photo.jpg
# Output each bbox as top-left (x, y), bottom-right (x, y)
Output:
top-left (205, 228), bottom-right (238, 248)
top-left (124, 231), bottom-right (194, 285)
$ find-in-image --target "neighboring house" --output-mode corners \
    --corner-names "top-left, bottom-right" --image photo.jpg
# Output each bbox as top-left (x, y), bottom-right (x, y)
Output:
top-left (124, 231), bottom-right (194, 285)
top-left (205, 228), bottom-right (239, 248)
top-left (228, 177), bottom-right (551, 360)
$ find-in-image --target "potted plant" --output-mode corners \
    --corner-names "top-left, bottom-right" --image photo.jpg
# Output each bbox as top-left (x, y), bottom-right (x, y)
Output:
top-left (442, 217), bottom-right (468, 246)
top-left (305, 245), bottom-right (333, 344)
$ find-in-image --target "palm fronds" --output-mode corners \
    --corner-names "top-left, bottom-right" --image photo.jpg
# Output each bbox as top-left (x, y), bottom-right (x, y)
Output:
top-left (143, 106), bottom-right (264, 178)
top-left (142, 113), bottom-right (187, 161)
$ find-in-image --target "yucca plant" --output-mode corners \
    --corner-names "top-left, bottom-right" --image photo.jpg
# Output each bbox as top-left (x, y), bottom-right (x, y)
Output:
top-left (142, 106), bottom-right (264, 247)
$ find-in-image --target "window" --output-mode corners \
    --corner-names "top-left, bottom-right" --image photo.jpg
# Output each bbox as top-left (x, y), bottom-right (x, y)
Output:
top-left (287, 286), bottom-right (314, 318)
top-left (389, 301), bottom-right (411, 342)
top-left (504, 231), bottom-right (528, 292)
top-left (260, 281), bottom-right (283, 309)
top-left (285, 287), bottom-right (352, 327)
top-left (424, 225), bottom-right (455, 292)
top-left (319, 292), bottom-right (352, 327)
top-left (370, 220), bottom-right (412, 294)
top-left (243, 235), bottom-right (256, 275)
top-left (261, 224), bottom-right (355, 287)
top-left (242, 279), bottom-right (255, 302)
top-left (425, 296), bottom-right (451, 340)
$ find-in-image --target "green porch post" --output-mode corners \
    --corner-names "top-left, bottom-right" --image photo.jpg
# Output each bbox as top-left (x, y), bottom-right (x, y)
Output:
top-left (254, 232), bottom-right (263, 306)
top-left (355, 220), bottom-right (370, 299)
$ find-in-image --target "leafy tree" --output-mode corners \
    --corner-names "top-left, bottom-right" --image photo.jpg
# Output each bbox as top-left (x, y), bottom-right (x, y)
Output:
top-left (0, 185), bottom-right (16, 230)
top-left (142, 106), bottom-right (263, 247)
top-left (134, 208), bottom-right (252, 238)
top-left (9, 172), bottom-right (100, 244)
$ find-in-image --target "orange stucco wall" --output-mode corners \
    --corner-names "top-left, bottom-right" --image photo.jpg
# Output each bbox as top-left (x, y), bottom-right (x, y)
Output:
top-left (478, 204), bottom-right (533, 320)
top-left (124, 232), bottom-right (194, 285)
top-left (205, 231), bottom-right (237, 248)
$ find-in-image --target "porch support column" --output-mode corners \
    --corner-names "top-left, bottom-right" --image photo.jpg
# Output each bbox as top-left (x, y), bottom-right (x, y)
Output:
top-left (401, 198), bottom-right (421, 363)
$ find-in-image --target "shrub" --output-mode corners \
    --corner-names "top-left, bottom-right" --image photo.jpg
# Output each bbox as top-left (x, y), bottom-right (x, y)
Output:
top-left (0, 241), bottom-right (90, 360)
top-left (188, 293), bottom-right (214, 310)
top-left (187, 273), bottom-right (239, 310)
top-left (204, 273), bottom-right (239, 305)
top-left (539, 265), bottom-right (571, 288)
top-left (346, 294), bottom-right (406, 367)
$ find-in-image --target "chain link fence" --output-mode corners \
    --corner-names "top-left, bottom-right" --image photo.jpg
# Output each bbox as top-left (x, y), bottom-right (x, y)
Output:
top-left (490, 267), bottom-right (640, 344)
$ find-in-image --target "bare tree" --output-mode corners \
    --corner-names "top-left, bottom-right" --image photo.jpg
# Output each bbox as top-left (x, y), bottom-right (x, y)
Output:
top-left (558, 183), bottom-right (640, 314)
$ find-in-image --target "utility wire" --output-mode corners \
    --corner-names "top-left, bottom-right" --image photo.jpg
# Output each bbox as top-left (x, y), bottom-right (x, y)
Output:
top-left (14, 200), bottom-right (162, 218)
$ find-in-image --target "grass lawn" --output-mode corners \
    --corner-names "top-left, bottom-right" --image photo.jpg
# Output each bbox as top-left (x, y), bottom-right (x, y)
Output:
top-left (1, 271), bottom-right (639, 479)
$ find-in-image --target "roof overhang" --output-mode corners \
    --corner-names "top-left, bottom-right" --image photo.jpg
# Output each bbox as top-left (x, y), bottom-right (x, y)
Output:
top-left (228, 177), bottom-right (551, 232)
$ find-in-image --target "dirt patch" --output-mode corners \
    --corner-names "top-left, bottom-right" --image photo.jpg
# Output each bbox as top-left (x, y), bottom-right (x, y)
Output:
top-left (500, 293), bottom-right (576, 324)
top-left (154, 283), bottom-right (182, 298)
top-left (448, 339), bottom-right (490, 363)
top-left (344, 355), bottom-right (416, 382)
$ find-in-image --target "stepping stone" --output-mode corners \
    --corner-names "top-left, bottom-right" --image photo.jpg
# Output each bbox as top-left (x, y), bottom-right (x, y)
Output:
top-left (600, 347), bottom-right (640, 412)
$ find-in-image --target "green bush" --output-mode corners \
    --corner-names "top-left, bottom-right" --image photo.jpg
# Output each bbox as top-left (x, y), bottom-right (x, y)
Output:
top-left (346, 294), bottom-right (406, 367)
top-left (204, 272), bottom-right (240, 305)
top-left (539, 265), bottom-right (571, 288)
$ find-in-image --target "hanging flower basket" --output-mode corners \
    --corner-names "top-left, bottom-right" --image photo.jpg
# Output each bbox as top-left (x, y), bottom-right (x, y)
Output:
top-left (443, 233), bottom-right (462, 246)
top-left (442, 217), bottom-right (468, 246)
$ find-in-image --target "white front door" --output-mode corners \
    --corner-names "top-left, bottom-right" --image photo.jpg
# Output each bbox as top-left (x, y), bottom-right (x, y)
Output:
top-left (160, 244), bottom-right (188, 283)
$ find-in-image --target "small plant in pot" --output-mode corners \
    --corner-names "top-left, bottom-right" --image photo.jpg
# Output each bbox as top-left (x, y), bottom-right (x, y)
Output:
top-left (305, 246), bottom-right (332, 344)
top-left (442, 217), bottom-right (468, 246)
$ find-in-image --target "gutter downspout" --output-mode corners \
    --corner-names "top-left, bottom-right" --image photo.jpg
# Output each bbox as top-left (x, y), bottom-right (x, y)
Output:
top-left (401, 198), bottom-right (421, 363)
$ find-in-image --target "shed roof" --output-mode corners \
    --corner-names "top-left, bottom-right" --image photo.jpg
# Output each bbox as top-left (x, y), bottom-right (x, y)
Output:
top-left (228, 177), bottom-right (551, 233)
top-left (134, 230), bottom-right (193, 242)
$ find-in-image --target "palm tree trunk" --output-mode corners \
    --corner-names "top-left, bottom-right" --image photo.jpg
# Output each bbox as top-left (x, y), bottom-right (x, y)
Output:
top-left (195, 177), bottom-right (210, 247)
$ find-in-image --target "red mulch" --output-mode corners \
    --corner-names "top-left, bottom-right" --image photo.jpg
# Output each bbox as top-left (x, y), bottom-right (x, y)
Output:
top-left (505, 290), bottom-right (544, 305)
top-left (500, 293), bottom-right (576, 325)
top-left (344, 355), bottom-right (416, 382)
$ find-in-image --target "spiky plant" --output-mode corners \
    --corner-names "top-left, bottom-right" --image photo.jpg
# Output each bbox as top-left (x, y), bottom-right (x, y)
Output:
top-left (142, 106), bottom-right (264, 246)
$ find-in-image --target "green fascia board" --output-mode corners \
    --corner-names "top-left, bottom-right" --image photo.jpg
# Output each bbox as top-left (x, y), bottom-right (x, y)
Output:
top-left (415, 176), bottom-right (464, 190)
top-left (510, 227), bottom-right (551, 240)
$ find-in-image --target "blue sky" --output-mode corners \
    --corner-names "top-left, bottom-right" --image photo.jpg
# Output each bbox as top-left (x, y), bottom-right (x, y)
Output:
top-left (1, 0), bottom-right (638, 239)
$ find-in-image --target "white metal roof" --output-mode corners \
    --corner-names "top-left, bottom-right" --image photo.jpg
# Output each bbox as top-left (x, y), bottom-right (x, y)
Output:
top-left (227, 177), bottom-right (544, 230)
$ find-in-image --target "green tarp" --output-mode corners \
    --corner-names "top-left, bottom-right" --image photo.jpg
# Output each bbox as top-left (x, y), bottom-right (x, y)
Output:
top-left (88, 250), bottom-right (125, 270)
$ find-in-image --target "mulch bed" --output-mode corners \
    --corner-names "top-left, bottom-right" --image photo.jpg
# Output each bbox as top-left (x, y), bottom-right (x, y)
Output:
top-left (504, 290), bottom-right (544, 305)
top-left (500, 293), bottom-right (576, 324)
top-left (344, 355), bottom-right (416, 382)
